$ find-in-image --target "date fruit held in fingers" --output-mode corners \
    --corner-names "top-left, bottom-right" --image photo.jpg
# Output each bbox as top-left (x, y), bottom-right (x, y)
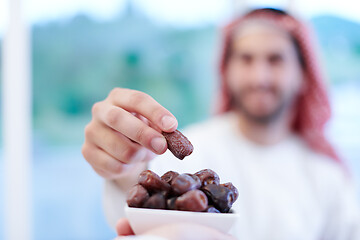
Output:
top-left (162, 130), bottom-right (194, 160)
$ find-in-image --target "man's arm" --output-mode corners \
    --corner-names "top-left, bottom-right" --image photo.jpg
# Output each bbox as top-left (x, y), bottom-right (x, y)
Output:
top-left (103, 161), bottom-right (148, 228)
top-left (82, 88), bottom-right (178, 226)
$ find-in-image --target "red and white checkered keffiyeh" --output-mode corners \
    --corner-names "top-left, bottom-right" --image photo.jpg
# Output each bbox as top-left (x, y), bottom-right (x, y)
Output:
top-left (216, 8), bottom-right (341, 164)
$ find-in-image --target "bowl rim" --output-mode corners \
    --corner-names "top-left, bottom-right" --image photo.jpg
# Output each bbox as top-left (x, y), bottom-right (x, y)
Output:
top-left (125, 205), bottom-right (239, 217)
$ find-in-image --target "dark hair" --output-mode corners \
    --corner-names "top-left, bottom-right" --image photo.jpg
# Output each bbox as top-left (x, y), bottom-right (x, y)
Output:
top-left (247, 7), bottom-right (289, 16)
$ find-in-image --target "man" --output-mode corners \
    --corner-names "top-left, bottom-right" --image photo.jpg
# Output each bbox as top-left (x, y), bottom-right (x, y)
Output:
top-left (82, 8), bottom-right (360, 239)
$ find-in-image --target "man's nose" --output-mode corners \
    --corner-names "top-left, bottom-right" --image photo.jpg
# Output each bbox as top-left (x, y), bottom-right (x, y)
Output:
top-left (249, 60), bottom-right (271, 85)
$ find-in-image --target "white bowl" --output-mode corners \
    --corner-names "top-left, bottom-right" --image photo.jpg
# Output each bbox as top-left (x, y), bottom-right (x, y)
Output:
top-left (124, 205), bottom-right (239, 235)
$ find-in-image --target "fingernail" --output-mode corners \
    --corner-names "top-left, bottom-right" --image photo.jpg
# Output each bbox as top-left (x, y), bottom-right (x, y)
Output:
top-left (151, 137), bottom-right (167, 153)
top-left (161, 115), bottom-right (177, 131)
top-left (130, 148), bottom-right (147, 163)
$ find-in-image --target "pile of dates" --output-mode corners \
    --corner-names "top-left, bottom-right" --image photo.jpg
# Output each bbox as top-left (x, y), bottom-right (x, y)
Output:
top-left (126, 169), bottom-right (238, 213)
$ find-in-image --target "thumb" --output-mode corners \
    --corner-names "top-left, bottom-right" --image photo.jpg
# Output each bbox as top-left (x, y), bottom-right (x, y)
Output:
top-left (116, 218), bottom-right (135, 236)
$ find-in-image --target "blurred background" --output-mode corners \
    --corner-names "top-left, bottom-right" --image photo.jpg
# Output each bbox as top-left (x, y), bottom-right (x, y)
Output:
top-left (0, 0), bottom-right (359, 239)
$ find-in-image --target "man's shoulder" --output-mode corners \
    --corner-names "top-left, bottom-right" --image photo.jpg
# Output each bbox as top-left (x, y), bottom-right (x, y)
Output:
top-left (278, 133), bottom-right (347, 184)
top-left (308, 151), bottom-right (345, 178)
top-left (296, 138), bottom-right (348, 185)
top-left (286, 136), bottom-right (353, 205)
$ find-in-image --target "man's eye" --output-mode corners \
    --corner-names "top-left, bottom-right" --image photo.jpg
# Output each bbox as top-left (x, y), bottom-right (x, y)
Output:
top-left (268, 54), bottom-right (283, 64)
top-left (232, 53), bottom-right (252, 64)
top-left (241, 55), bottom-right (252, 64)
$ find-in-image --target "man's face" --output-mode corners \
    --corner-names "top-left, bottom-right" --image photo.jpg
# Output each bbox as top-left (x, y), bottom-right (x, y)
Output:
top-left (225, 23), bottom-right (303, 124)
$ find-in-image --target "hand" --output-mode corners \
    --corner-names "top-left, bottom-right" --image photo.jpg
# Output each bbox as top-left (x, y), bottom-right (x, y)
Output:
top-left (82, 88), bottom-right (178, 184)
top-left (115, 218), bottom-right (236, 240)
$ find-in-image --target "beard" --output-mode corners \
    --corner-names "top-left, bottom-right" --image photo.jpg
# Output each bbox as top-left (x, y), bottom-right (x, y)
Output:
top-left (228, 85), bottom-right (296, 125)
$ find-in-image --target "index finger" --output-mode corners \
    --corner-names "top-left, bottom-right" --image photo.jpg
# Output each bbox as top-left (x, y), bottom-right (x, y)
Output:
top-left (109, 88), bottom-right (178, 132)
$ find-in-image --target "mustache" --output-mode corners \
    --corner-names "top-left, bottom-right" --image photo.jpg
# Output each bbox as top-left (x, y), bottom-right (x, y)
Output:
top-left (238, 85), bottom-right (279, 95)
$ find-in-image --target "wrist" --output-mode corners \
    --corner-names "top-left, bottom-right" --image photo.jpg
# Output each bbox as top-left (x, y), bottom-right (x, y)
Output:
top-left (113, 161), bottom-right (148, 192)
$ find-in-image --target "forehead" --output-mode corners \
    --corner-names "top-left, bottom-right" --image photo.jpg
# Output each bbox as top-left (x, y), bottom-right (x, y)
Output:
top-left (231, 21), bottom-right (295, 54)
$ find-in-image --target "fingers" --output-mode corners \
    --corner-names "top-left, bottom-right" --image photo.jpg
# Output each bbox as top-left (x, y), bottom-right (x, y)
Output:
top-left (87, 121), bottom-right (148, 164)
top-left (84, 88), bottom-right (176, 180)
top-left (108, 88), bottom-right (178, 132)
top-left (92, 103), bottom-right (168, 154)
top-left (82, 141), bottom-right (135, 178)
top-left (116, 218), bottom-right (134, 236)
